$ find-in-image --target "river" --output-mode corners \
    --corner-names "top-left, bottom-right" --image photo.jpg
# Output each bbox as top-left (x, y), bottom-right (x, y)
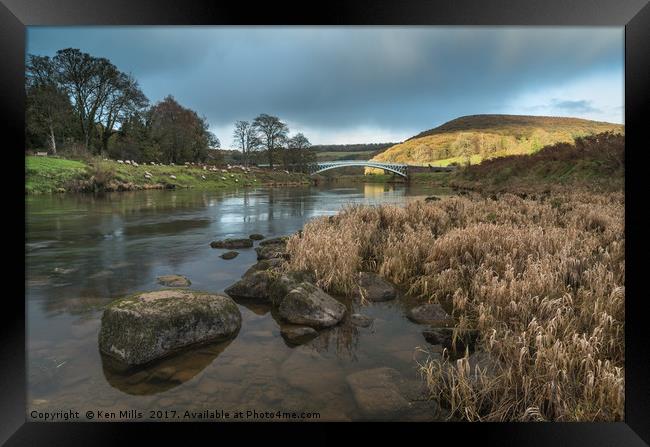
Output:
top-left (26, 182), bottom-right (453, 421)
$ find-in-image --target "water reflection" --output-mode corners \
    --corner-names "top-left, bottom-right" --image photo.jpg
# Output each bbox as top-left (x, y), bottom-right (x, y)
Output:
top-left (26, 182), bottom-right (455, 420)
top-left (101, 337), bottom-right (236, 395)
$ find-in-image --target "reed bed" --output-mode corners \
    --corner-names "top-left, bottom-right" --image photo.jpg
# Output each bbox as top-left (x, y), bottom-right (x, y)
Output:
top-left (285, 190), bottom-right (624, 421)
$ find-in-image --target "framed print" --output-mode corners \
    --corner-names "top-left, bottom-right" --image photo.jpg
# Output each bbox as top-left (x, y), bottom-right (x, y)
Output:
top-left (2, 0), bottom-right (649, 445)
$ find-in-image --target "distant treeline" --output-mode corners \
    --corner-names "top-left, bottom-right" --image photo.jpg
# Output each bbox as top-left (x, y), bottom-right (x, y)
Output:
top-left (25, 48), bottom-right (315, 170)
top-left (311, 143), bottom-right (397, 152)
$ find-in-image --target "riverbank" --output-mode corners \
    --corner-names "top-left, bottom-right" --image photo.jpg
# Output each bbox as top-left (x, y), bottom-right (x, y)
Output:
top-left (25, 156), bottom-right (311, 194)
top-left (282, 189), bottom-right (624, 421)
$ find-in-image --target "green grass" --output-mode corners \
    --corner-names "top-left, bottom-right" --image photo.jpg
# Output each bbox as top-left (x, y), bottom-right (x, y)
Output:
top-left (25, 156), bottom-right (311, 194)
top-left (26, 157), bottom-right (88, 194)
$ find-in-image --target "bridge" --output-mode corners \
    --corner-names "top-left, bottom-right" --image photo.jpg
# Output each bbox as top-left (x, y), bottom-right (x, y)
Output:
top-left (308, 161), bottom-right (410, 178)
top-left (257, 161), bottom-right (455, 178)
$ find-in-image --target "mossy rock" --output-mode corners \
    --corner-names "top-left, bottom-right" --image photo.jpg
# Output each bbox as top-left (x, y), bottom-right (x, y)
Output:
top-left (249, 233), bottom-right (265, 240)
top-left (98, 290), bottom-right (241, 367)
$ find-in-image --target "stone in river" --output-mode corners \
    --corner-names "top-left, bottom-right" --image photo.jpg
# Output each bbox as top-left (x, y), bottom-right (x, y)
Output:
top-left (345, 367), bottom-right (411, 419)
top-left (249, 233), bottom-right (265, 240)
top-left (280, 326), bottom-right (318, 345)
top-left (350, 313), bottom-right (374, 328)
top-left (157, 274), bottom-right (191, 287)
top-left (210, 238), bottom-right (253, 249)
top-left (278, 282), bottom-right (346, 328)
top-left (407, 303), bottom-right (454, 325)
top-left (98, 290), bottom-right (241, 367)
top-left (352, 272), bottom-right (397, 302)
top-left (220, 251), bottom-right (239, 260)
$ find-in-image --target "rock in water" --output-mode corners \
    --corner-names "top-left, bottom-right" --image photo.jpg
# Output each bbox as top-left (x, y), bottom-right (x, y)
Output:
top-left (352, 272), bottom-right (397, 302)
top-left (157, 274), bottom-right (191, 287)
top-left (345, 367), bottom-right (410, 419)
top-left (258, 236), bottom-right (288, 246)
top-left (220, 251), bottom-right (239, 260)
top-left (350, 313), bottom-right (374, 328)
top-left (255, 245), bottom-right (286, 261)
top-left (249, 233), bottom-right (265, 240)
top-left (280, 326), bottom-right (318, 345)
top-left (210, 238), bottom-right (253, 249)
top-left (98, 290), bottom-right (241, 367)
top-left (225, 270), bottom-right (276, 303)
top-left (278, 282), bottom-right (346, 328)
top-left (407, 303), bottom-right (454, 325)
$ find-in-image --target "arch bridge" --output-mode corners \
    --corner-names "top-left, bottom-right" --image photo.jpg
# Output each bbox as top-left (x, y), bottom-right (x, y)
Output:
top-left (308, 160), bottom-right (409, 178)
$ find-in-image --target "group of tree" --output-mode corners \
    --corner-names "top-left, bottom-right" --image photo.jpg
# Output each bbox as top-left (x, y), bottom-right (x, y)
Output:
top-left (26, 48), bottom-right (219, 164)
top-left (232, 114), bottom-right (315, 171)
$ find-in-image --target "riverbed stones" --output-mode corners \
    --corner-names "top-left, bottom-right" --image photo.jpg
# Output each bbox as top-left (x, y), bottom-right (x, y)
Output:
top-left (210, 238), bottom-right (253, 249)
top-left (350, 313), bottom-right (374, 328)
top-left (352, 272), bottom-right (397, 302)
top-left (98, 290), bottom-right (241, 367)
top-left (345, 367), bottom-right (410, 419)
top-left (280, 326), bottom-right (318, 345)
top-left (220, 251), bottom-right (239, 260)
top-left (157, 274), bottom-right (191, 287)
top-left (249, 233), bottom-right (265, 240)
top-left (407, 303), bottom-right (454, 325)
top-left (278, 282), bottom-right (346, 328)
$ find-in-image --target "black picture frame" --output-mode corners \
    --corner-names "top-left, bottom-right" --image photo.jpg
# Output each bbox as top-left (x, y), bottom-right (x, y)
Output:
top-left (3, 0), bottom-right (649, 445)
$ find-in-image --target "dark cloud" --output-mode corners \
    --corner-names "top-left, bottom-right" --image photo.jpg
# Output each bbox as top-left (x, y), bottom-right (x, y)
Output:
top-left (27, 27), bottom-right (623, 143)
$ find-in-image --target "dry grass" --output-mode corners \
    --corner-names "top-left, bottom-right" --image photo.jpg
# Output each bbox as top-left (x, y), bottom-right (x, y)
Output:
top-left (285, 190), bottom-right (624, 421)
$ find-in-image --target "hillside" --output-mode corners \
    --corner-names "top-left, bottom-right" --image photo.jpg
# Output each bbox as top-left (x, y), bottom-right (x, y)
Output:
top-left (448, 131), bottom-right (624, 192)
top-left (370, 114), bottom-right (623, 167)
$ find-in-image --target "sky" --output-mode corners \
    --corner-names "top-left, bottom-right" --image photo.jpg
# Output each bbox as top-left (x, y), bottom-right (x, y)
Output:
top-left (26, 26), bottom-right (624, 146)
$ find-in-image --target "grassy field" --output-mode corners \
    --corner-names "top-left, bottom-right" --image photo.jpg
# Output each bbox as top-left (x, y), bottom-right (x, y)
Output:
top-left (25, 156), bottom-right (310, 194)
top-left (369, 114), bottom-right (623, 168)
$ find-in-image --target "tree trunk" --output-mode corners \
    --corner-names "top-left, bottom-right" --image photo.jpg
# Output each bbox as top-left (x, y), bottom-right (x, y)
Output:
top-left (48, 126), bottom-right (57, 154)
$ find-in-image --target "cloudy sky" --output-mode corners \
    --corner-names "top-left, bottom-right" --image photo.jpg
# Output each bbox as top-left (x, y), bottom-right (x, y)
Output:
top-left (26, 27), bottom-right (624, 145)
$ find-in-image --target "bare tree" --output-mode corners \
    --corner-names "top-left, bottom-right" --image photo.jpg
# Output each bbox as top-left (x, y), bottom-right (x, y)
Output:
top-left (232, 120), bottom-right (258, 166)
top-left (252, 114), bottom-right (288, 169)
top-left (96, 73), bottom-right (148, 155)
top-left (52, 48), bottom-right (147, 155)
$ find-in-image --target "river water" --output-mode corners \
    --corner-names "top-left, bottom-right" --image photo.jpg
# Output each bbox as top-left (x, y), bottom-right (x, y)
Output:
top-left (26, 182), bottom-right (453, 421)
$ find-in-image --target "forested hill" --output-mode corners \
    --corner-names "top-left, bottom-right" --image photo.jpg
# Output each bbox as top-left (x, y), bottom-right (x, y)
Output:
top-left (370, 114), bottom-right (623, 167)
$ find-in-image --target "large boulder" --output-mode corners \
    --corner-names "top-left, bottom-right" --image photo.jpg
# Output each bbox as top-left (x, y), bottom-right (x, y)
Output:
top-left (345, 367), bottom-right (411, 419)
top-left (352, 272), bottom-right (397, 302)
top-left (407, 303), bottom-right (454, 325)
top-left (278, 282), bottom-right (346, 328)
top-left (210, 238), bottom-right (253, 249)
top-left (98, 290), bottom-right (241, 367)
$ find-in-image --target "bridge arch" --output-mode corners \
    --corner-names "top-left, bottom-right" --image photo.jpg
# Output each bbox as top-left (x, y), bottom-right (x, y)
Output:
top-left (310, 161), bottom-right (408, 178)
